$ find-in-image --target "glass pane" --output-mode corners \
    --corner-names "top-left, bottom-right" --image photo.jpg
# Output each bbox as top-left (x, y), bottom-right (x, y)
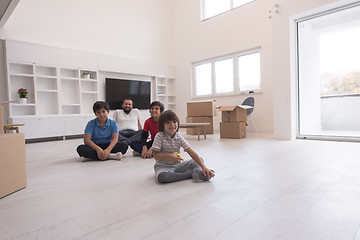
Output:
top-left (195, 63), bottom-right (212, 96)
top-left (203, 0), bottom-right (231, 19)
top-left (238, 52), bottom-right (260, 91)
top-left (233, 0), bottom-right (255, 8)
top-left (320, 29), bottom-right (360, 96)
top-left (298, 4), bottom-right (360, 138)
top-left (215, 58), bottom-right (234, 94)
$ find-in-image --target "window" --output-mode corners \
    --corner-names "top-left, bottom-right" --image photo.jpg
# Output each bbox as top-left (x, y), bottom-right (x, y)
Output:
top-left (201, 0), bottom-right (255, 20)
top-left (215, 58), bottom-right (234, 94)
top-left (238, 52), bottom-right (261, 91)
top-left (193, 48), bottom-right (261, 98)
top-left (195, 62), bottom-right (212, 96)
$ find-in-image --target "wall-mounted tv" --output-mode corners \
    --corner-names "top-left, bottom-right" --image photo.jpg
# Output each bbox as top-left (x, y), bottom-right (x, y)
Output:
top-left (105, 78), bottom-right (151, 110)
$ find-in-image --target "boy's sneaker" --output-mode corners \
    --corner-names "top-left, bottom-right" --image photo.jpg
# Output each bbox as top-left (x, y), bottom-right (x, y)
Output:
top-left (132, 151), bottom-right (141, 157)
top-left (109, 152), bottom-right (123, 160)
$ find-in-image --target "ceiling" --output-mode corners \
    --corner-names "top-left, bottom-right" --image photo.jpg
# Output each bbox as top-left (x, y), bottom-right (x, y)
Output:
top-left (0, 0), bottom-right (19, 27)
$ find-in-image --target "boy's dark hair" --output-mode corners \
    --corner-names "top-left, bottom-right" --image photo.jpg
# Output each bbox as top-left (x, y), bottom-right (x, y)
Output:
top-left (158, 110), bottom-right (180, 132)
top-left (150, 101), bottom-right (165, 113)
top-left (93, 101), bottom-right (110, 114)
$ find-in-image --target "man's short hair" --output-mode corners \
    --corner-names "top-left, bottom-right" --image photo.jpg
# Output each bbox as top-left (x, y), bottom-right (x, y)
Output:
top-left (158, 110), bottom-right (180, 132)
top-left (122, 98), bottom-right (133, 104)
top-left (150, 101), bottom-right (165, 113)
top-left (93, 101), bottom-right (110, 114)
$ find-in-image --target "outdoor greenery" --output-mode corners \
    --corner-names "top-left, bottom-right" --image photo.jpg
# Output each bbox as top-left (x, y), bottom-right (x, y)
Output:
top-left (321, 71), bottom-right (360, 96)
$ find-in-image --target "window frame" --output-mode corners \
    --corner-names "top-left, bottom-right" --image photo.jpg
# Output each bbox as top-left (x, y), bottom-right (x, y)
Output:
top-left (192, 47), bottom-right (262, 98)
top-left (237, 50), bottom-right (262, 93)
top-left (200, 0), bottom-right (256, 21)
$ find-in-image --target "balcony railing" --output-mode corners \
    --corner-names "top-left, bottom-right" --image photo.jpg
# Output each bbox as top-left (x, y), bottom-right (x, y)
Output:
top-left (321, 94), bottom-right (360, 131)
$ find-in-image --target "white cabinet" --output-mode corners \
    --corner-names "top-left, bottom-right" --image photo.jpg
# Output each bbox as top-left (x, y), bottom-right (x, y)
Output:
top-left (12, 117), bottom-right (65, 139)
top-left (153, 77), bottom-right (176, 111)
top-left (64, 115), bottom-right (93, 135)
top-left (12, 116), bottom-right (95, 139)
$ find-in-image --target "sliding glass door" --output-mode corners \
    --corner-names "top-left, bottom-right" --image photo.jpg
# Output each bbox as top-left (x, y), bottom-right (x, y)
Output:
top-left (297, 3), bottom-right (360, 140)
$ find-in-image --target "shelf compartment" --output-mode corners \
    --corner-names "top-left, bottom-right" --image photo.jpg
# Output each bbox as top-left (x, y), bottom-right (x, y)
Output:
top-left (60, 80), bottom-right (80, 105)
top-left (60, 68), bottom-right (78, 78)
top-left (36, 92), bottom-right (59, 115)
top-left (9, 63), bottom-right (33, 75)
top-left (11, 104), bottom-right (36, 116)
top-left (9, 75), bottom-right (35, 103)
top-left (35, 65), bottom-right (57, 77)
top-left (81, 80), bottom-right (98, 92)
top-left (81, 93), bottom-right (98, 114)
top-left (80, 70), bottom-right (97, 80)
top-left (36, 77), bottom-right (58, 91)
top-left (156, 77), bottom-right (166, 85)
top-left (62, 105), bottom-right (81, 114)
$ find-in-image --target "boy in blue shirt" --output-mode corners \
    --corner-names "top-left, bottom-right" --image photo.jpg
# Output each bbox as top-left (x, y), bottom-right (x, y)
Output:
top-left (77, 101), bottom-right (128, 160)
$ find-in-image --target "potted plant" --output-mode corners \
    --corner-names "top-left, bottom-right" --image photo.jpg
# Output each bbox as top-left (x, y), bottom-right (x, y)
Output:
top-left (82, 72), bottom-right (91, 79)
top-left (18, 88), bottom-right (28, 104)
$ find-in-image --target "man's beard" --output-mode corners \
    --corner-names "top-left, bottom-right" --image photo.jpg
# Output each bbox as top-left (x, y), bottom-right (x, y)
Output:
top-left (123, 107), bottom-right (131, 114)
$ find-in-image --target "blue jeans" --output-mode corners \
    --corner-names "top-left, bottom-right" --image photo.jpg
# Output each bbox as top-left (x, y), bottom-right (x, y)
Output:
top-left (130, 140), bottom-right (153, 154)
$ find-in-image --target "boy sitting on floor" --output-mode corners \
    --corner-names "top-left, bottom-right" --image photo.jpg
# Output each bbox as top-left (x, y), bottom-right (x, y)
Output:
top-left (77, 101), bottom-right (128, 161)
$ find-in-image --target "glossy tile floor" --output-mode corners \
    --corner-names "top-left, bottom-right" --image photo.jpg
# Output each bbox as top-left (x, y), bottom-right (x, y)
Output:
top-left (1, 132), bottom-right (360, 240)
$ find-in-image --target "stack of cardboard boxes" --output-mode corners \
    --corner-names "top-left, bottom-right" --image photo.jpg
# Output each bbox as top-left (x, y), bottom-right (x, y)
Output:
top-left (217, 105), bottom-right (252, 139)
top-left (186, 100), bottom-right (216, 135)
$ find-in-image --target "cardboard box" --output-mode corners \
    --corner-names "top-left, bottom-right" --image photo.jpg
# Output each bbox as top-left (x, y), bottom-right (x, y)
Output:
top-left (217, 105), bottom-right (253, 122)
top-left (186, 116), bottom-right (213, 134)
top-left (0, 133), bottom-right (27, 198)
top-left (220, 122), bottom-right (246, 139)
top-left (187, 100), bottom-right (216, 117)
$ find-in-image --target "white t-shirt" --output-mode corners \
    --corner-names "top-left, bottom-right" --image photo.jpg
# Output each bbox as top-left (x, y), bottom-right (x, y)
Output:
top-left (113, 108), bottom-right (140, 131)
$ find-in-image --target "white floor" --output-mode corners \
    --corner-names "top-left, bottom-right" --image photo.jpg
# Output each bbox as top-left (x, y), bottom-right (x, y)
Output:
top-left (2, 131), bottom-right (360, 240)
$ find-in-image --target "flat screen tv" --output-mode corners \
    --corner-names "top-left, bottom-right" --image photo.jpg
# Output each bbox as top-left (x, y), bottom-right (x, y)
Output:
top-left (106, 78), bottom-right (151, 110)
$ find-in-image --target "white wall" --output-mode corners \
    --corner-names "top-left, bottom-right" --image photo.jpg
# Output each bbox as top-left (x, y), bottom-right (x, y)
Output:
top-left (0, 0), bottom-right (175, 66)
top-left (172, 0), bottom-right (274, 132)
top-left (0, 0), bottom-right (349, 138)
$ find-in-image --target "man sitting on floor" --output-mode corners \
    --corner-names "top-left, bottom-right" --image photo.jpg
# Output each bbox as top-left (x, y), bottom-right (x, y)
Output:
top-left (113, 98), bottom-right (142, 145)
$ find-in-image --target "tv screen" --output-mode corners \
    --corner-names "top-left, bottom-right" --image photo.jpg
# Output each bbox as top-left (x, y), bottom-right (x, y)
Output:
top-left (106, 78), bottom-right (151, 110)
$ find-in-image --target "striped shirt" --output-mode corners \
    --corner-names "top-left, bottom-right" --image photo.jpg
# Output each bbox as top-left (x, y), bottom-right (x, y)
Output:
top-left (152, 131), bottom-right (191, 156)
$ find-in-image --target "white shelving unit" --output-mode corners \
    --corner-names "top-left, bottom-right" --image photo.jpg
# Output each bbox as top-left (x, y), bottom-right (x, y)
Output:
top-left (8, 62), bottom-right (99, 117)
top-left (4, 40), bottom-right (176, 140)
top-left (7, 61), bottom-right (99, 139)
top-left (153, 77), bottom-right (176, 111)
